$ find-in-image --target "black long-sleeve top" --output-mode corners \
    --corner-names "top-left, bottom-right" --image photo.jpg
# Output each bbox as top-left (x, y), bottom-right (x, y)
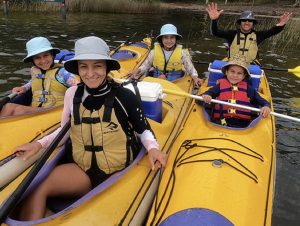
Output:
top-left (210, 19), bottom-right (285, 46)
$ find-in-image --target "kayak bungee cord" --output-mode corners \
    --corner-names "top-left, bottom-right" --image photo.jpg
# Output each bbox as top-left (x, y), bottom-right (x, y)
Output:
top-left (149, 137), bottom-right (266, 225)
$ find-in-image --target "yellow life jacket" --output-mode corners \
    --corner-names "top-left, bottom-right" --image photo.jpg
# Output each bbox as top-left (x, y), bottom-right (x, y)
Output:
top-left (70, 85), bottom-right (139, 174)
top-left (229, 31), bottom-right (258, 63)
top-left (153, 43), bottom-right (184, 81)
top-left (31, 64), bottom-right (67, 107)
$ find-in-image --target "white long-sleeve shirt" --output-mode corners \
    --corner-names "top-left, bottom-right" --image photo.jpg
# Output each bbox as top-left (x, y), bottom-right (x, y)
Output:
top-left (139, 48), bottom-right (199, 78)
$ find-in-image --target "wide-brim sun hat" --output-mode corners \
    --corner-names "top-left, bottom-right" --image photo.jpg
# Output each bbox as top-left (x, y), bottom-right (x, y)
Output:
top-left (221, 54), bottom-right (251, 80)
top-left (237, 10), bottom-right (258, 24)
top-left (156, 24), bottom-right (182, 40)
top-left (64, 36), bottom-right (120, 75)
top-left (23, 37), bottom-right (60, 63)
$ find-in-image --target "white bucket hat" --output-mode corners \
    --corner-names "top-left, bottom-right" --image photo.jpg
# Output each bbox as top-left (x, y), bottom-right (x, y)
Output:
top-left (23, 37), bottom-right (60, 63)
top-left (64, 36), bottom-right (120, 75)
top-left (156, 24), bottom-right (182, 40)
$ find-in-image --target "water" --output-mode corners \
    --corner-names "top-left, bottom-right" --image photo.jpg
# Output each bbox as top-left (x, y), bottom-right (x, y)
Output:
top-left (0, 10), bottom-right (299, 225)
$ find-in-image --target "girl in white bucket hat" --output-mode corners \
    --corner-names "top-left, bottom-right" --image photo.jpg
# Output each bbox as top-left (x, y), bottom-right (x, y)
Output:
top-left (13, 36), bottom-right (167, 221)
top-left (0, 37), bottom-right (78, 116)
top-left (128, 24), bottom-right (202, 86)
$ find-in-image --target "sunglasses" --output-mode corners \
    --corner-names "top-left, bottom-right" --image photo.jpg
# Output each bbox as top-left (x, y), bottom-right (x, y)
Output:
top-left (240, 19), bottom-right (254, 23)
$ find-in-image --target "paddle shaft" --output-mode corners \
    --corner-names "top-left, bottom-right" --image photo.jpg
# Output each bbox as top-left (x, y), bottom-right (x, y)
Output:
top-left (0, 93), bottom-right (17, 111)
top-left (193, 61), bottom-right (300, 77)
top-left (163, 89), bottom-right (300, 123)
top-left (111, 32), bottom-right (138, 56)
top-left (0, 120), bottom-right (71, 224)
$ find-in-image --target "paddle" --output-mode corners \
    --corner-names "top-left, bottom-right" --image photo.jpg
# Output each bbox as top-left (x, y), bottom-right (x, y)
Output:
top-left (0, 120), bottom-right (71, 224)
top-left (110, 32), bottom-right (138, 56)
top-left (193, 60), bottom-right (300, 78)
top-left (0, 93), bottom-right (17, 112)
top-left (163, 88), bottom-right (300, 123)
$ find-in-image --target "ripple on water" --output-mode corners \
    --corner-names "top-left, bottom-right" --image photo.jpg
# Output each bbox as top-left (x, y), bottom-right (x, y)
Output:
top-left (0, 52), bottom-right (13, 56)
top-left (0, 79), bottom-right (7, 85)
top-left (14, 68), bottom-right (31, 76)
top-left (277, 128), bottom-right (300, 165)
top-left (8, 76), bottom-right (23, 81)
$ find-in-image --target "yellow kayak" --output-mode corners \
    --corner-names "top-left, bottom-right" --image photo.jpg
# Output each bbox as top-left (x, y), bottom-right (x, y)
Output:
top-left (0, 77), bottom-right (193, 225)
top-left (146, 61), bottom-right (276, 226)
top-left (0, 37), bottom-right (153, 188)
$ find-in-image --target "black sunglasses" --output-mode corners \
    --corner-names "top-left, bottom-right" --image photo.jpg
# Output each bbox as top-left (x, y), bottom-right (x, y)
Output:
top-left (240, 19), bottom-right (254, 23)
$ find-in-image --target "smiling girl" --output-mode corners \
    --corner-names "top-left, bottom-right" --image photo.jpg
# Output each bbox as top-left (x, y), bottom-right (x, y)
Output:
top-left (129, 24), bottom-right (202, 86)
top-left (0, 37), bottom-right (78, 116)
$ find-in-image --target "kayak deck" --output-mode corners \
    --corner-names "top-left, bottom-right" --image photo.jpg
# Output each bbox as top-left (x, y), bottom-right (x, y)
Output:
top-left (146, 69), bottom-right (276, 226)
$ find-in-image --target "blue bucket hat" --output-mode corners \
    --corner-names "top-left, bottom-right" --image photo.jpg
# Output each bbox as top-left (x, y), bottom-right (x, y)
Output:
top-left (64, 36), bottom-right (120, 75)
top-left (23, 37), bottom-right (60, 63)
top-left (156, 24), bottom-right (182, 40)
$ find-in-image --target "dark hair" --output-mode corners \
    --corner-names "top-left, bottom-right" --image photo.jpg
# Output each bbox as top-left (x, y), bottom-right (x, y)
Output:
top-left (30, 50), bottom-right (55, 66)
top-left (157, 35), bottom-right (178, 45)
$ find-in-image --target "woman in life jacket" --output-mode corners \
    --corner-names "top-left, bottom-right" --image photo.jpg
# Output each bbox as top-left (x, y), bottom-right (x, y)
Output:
top-left (206, 2), bottom-right (292, 64)
top-left (13, 36), bottom-right (167, 221)
top-left (201, 54), bottom-right (271, 128)
top-left (0, 37), bottom-right (78, 116)
top-left (128, 23), bottom-right (202, 86)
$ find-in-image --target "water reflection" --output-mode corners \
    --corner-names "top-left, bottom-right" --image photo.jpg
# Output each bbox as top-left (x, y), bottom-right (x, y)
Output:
top-left (0, 10), bottom-right (299, 225)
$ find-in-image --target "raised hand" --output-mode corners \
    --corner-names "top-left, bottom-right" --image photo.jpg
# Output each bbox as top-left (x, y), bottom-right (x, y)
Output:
top-left (277, 12), bottom-right (292, 26)
top-left (206, 2), bottom-right (224, 20)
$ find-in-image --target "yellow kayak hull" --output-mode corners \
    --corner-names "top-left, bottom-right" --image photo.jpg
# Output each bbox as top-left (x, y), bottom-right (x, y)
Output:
top-left (0, 77), bottom-right (193, 225)
top-left (146, 74), bottom-right (276, 226)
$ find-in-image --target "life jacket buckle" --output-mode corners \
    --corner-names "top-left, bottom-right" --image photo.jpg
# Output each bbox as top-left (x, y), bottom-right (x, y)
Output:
top-left (220, 118), bottom-right (227, 126)
top-left (37, 73), bottom-right (45, 79)
top-left (228, 108), bottom-right (236, 114)
top-left (38, 97), bottom-right (48, 103)
top-left (232, 85), bottom-right (239, 91)
top-left (228, 99), bottom-right (236, 104)
top-left (42, 90), bottom-right (50, 95)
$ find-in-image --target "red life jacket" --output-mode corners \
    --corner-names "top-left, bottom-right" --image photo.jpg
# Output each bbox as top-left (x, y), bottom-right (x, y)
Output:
top-left (213, 79), bottom-right (252, 121)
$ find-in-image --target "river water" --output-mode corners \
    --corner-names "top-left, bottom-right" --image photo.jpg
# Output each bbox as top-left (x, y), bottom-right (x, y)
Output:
top-left (0, 10), bottom-right (299, 225)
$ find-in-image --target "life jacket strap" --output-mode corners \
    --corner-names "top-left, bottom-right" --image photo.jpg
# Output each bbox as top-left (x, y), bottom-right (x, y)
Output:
top-left (103, 83), bottom-right (119, 123)
top-left (84, 145), bottom-right (103, 152)
top-left (73, 84), bottom-right (85, 125)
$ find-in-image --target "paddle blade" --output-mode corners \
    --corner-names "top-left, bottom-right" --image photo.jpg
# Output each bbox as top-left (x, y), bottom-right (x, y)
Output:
top-left (288, 66), bottom-right (300, 78)
top-left (0, 93), bottom-right (17, 111)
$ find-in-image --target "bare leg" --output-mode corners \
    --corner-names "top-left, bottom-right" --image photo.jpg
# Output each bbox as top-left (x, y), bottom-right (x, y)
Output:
top-left (0, 103), bottom-right (39, 116)
top-left (17, 163), bottom-right (92, 221)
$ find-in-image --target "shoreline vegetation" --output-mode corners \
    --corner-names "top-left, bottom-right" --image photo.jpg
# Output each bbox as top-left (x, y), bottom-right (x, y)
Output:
top-left (3, 0), bottom-right (300, 17)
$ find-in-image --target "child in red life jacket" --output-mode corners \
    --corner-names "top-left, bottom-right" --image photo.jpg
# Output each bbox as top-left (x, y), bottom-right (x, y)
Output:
top-left (201, 54), bottom-right (271, 128)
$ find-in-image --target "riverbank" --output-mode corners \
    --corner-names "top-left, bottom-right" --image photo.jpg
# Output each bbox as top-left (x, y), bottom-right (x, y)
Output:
top-left (162, 2), bottom-right (300, 19)
top-left (4, 1), bottom-right (299, 18)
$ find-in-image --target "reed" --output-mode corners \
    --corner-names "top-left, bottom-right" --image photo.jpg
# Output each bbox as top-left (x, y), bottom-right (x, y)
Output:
top-left (8, 0), bottom-right (165, 14)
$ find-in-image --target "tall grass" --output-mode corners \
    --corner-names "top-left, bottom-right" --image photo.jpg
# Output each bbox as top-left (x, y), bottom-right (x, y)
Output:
top-left (67, 0), bottom-right (163, 13)
top-left (8, 0), bottom-right (165, 13)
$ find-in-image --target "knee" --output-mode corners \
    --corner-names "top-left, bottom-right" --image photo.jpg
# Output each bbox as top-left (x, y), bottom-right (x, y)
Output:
top-left (12, 105), bottom-right (27, 115)
top-left (0, 103), bottom-right (14, 116)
